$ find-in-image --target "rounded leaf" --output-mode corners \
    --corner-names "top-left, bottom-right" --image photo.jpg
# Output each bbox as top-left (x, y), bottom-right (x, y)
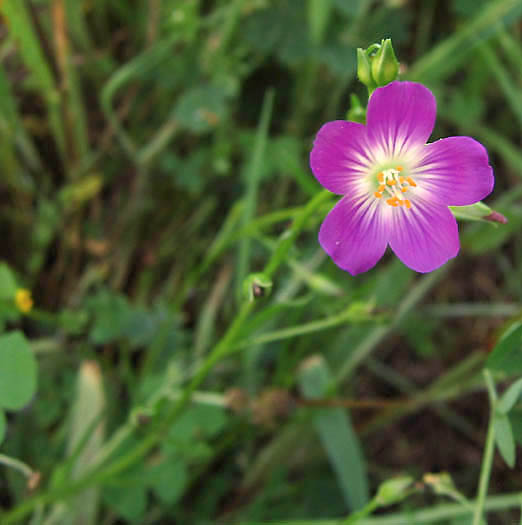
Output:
top-left (0, 332), bottom-right (38, 411)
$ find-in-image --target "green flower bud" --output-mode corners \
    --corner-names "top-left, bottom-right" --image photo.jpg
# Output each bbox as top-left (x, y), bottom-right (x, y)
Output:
top-left (356, 48), bottom-right (375, 91)
top-left (371, 38), bottom-right (400, 87)
top-left (449, 201), bottom-right (508, 224)
top-left (242, 273), bottom-right (272, 302)
top-left (375, 476), bottom-right (413, 506)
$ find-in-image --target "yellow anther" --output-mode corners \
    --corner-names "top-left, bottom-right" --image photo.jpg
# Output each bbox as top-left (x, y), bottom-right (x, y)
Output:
top-left (401, 187), bottom-right (408, 193)
top-left (378, 172), bottom-right (384, 183)
top-left (405, 199), bottom-right (412, 209)
top-left (399, 176), bottom-right (405, 183)
top-left (378, 184), bottom-right (385, 192)
top-left (396, 166), bottom-right (403, 171)
top-left (374, 191), bottom-right (382, 199)
top-left (406, 177), bottom-right (417, 187)
top-left (398, 199), bottom-right (404, 206)
top-left (387, 179), bottom-right (396, 186)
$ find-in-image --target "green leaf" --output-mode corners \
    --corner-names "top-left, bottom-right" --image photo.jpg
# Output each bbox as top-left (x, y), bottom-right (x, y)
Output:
top-left (166, 404), bottom-right (227, 445)
top-left (0, 263), bottom-right (18, 300)
top-left (174, 85), bottom-right (228, 133)
top-left (494, 413), bottom-right (516, 468)
top-left (147, 460), bottom-right (187, 505)
top-left (298, 355), bottom-right (369, 510)
top-left (0, 409), bottom-right (5, 446)
top-left (497, 377), bottom-right (522, 414)
top-left (87, 291), bottom-right (133, 345)
top-left (0, 331), bottom-right (38, 411)
top-left (487, 322), bottom-right (522, 374)
top-left (103, 483), bottom-right (147, 522)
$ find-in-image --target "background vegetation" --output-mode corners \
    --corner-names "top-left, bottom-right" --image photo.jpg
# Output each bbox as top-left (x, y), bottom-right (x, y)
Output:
top-left (0, 0), bottom-right (522, 523)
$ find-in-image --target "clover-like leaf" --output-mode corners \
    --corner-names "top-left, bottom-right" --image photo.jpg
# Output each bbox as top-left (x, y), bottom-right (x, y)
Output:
top-left (494, 413), bottom-right (516, 468)
top-left (497, 377), bottom-right (522, 415)
top-left (0, 331), bottom-right (38, 411)
top-left (487, 322), bottom-right (522, 374)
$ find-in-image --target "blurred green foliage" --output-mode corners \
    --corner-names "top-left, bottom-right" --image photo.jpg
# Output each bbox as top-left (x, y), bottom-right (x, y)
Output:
top-left (0, 0), bottom-right (521, 524)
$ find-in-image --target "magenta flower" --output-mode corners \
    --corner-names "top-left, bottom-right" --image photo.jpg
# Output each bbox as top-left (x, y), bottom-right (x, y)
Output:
top-left (310, 81), bottom-right (494, 275)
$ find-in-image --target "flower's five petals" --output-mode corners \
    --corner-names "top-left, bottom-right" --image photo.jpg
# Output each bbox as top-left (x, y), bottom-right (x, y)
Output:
top-left (310, 80), bottom-right (494, 275)
top-left (367, 81), bottom-right (436, 158)
top-left (319, 196), bottom-right (387, 275)
top-left (389, 200), bottom-right (459, 273)
top-left (414, 137), bottom-right (494, 206)
top-left (310, 121), bottom-right (372, 195)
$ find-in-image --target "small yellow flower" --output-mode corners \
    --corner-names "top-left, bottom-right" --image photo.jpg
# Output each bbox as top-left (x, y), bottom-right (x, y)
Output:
top-left (15, 289), bottom-right (33, 313)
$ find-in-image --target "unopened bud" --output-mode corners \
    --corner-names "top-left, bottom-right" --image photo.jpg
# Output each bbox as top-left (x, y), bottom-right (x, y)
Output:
top-left (375, 476), bottom-right (413, 506)
top-left (371, 38), bottom-right (400, 87)
top-left (242, 273), bottom-right (272, 302)
top-left (484, 210), bottom-right (508, 225)
top-left (356, 48), bottom-right (375, 91)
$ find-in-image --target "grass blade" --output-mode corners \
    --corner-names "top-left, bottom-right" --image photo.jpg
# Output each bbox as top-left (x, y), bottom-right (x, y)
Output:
top-left (298, 355), bottom-right (369, 510)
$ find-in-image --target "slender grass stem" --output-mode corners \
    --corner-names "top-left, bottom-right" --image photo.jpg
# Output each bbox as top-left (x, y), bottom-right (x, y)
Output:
top-left (472, 369), bottom-right (498, 525)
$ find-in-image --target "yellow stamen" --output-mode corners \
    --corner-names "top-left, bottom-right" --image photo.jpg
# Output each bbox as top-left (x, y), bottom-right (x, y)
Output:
top-left (401, 187), bottom-right (408, 193)
top-left (387, 179), bottom-right (396, 186)
top-left (405, 199), bottom-right (412, 209)
top-left (399, 176), bottom-right (405, 184)
top-left (378, 184), bottom-right (385, 192)
top-left (406, 177), bottom-right (417, 187)
top-left (396, 166), bottom-right (403, 171)
top-left (374, 191), bottom-right (382, 198)
top-left (378, 172), bottom-right (384, 183)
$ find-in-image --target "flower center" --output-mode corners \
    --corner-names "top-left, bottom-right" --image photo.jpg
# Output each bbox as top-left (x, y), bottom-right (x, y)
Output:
top-left (373, 166), bottom-right (417, 209)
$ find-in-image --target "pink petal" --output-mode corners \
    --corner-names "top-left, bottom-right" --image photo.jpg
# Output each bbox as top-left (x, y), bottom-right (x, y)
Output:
top-left (319, 195), bottom-right (388, 275)
top-left (310, 121), bottom-right (373, 195)
top-left (413, 137), bottom-right (494, 206)
top-left (367, 81), bottom-right (436, 158)
top-left (388, 199), bottom-right (459, 273)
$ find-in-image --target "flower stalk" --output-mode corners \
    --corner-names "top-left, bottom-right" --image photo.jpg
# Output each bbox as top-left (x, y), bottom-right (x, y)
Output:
top-left (472, 369), bottom-right (498, 525)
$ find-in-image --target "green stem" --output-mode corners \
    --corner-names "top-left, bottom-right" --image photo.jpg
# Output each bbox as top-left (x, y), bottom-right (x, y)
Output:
top-left (233, 306), bottom-right (379, 350)
top-left (472, 369), bottom-right (498, 525)
top-left (0, 454), bottom-right (34, 479)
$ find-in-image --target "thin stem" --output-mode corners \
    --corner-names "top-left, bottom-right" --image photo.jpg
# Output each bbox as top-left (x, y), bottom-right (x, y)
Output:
top-left (0, 454), bottom-right (35, 479)
top-left (472, 369), bottom-right (498, 525)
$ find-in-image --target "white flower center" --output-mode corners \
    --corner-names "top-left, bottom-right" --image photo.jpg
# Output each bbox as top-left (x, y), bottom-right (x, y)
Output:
top-left (373, 166), bottom-right (417, 209)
